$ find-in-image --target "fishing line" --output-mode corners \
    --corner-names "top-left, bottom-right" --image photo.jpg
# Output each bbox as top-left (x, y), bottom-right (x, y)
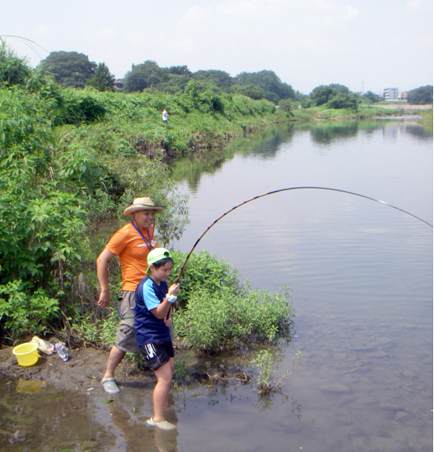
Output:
top-left (175, 186), bottom-right (432, 283)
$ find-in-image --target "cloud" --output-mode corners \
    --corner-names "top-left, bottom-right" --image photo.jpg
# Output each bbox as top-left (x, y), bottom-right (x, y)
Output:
top-left (37, 25), bottom-right (51, 36)
top-left (406, 0), bottom-right (424, 10)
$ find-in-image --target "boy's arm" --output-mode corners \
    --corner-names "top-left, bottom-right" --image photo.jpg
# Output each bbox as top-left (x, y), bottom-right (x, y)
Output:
top-left (150, 284), bottom-right (180, 319)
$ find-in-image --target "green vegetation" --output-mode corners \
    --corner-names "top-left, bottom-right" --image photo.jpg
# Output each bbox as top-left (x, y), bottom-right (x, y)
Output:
top-left (74, 251), bottom-right (293, 354)
top-left (420, 109), bottom-right (433, 130)
top-left (407, 85), bottom-right (433, 105)
top-left (251, 349), bottom-right (302, 395)
top-left (39, 51), bottom-right (97, 88)
top-left (301, 84), bottom-right (359, 111)
top-left (1, 43), bottom-right (428, 350)
top-left (83, 57), bottom-right (295, 104)
top-left (0, 45), bottom-right (294, 348)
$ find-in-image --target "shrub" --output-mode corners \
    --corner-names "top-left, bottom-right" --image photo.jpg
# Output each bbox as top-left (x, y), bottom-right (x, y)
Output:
top-left (174, 284), bottom-right (293, 352)
top-left (0, 280), bottom-right (59, 341)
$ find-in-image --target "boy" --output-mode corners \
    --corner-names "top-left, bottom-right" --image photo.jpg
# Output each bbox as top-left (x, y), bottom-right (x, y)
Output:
top-left (134, 248), bottom-right (180, 430)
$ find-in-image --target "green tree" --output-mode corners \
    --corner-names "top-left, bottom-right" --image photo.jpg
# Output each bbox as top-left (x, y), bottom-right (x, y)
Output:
top-left (192, 70), bottom-right (233, 90)
top-left (327, 93), bottom-right (359, 110)
top-left (168, 65), bottom-right (191, 76)
top-left (123, 60), bottom-right (168, 92)
top-left (234, 70), bottom-right (295, 100)
top-left (38, 51), bottom-right (97, 88)
top-left (87, 62), bottom-right (115, 92)
top-left (407, 85), bottom-right (433, 105)
top-left (0, 43), bottom-right (33, 86)
top-left (278, 98), bottom-right (293, 113)
top-left (362, 91), bottom-right (382, 103)
top-left (310, 85), bottom-right (337, 106)
top-left (329, 83), bottom-right (350, 94)
top-left (234, 83), bottom-right (266, 100)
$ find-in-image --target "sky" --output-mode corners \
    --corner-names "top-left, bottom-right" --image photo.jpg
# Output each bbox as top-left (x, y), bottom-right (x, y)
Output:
top-left (2, 0), bottom-right (432, 95)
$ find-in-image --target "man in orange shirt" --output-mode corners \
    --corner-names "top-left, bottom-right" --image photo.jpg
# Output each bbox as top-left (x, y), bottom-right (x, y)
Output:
top-left (97, 197), bottom-right (165, 394)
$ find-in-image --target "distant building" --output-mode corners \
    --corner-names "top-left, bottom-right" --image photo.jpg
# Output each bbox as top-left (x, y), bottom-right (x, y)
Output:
top-left (398, 91), bottom-right (408, 101)
top-left (383, 87), bottom-right (399, 101)
top-left (114, 79), bottom-right (124, 91)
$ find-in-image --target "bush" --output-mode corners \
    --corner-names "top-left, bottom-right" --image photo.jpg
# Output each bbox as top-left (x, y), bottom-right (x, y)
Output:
top-left (327, 93), bottom-right (359, 111)
top-left (174, 284), bottom-right (292, 352)
top-left (0, 280), bottom-right (59, 341)
top-left (171, 251), bottom-right (293, 352)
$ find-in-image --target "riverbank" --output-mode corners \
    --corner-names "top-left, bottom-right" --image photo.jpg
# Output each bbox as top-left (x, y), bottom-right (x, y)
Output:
top-left (0, 344), bottom-right (154, 393)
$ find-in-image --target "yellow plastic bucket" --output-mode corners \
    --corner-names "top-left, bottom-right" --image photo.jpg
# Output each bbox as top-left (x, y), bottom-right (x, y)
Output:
top-left (13, 343), bottom-right (39, 367)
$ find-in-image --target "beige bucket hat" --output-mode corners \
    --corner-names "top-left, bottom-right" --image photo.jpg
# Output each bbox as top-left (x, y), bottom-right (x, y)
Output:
top-left (122, 197), bottom-right (166, 216)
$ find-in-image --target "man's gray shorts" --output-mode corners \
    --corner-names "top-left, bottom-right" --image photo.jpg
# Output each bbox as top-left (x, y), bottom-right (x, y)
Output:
top-left (116, 291), bottom-right (140, 354)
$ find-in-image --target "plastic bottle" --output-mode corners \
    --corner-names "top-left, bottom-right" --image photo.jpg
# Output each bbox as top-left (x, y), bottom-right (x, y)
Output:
top-left (31, 336), bottom-right (55, 355)
top-left (55, 343), bottom-right (70, 362)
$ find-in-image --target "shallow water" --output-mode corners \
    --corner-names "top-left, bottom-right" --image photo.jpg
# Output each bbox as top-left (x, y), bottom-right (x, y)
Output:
top-left (170, 119), bottom-right (433, 451)
top-left (1, 120), bottom-right (431, 451)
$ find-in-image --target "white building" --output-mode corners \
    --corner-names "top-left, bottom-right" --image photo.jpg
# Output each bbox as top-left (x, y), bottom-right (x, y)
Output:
top-left (383, 87), bottom-right (399, 101)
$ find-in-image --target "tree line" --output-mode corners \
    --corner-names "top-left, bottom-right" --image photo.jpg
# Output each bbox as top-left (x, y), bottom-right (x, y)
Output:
top-left (27, 50), bottom-right (433, 109)
top-left (36, 51), bottom-right (297, 104)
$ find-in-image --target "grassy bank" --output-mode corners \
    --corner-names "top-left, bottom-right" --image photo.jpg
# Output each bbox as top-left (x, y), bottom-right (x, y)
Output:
top-left (0, 78), bottom-right (295, 350)
top-left (291, 104), bottom-right (406, 121)
top-left (63, 87), bottom-right (294, 159)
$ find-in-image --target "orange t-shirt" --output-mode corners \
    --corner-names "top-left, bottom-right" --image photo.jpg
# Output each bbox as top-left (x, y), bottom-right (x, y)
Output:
top-left (106, 223), bottom-right (156, 291)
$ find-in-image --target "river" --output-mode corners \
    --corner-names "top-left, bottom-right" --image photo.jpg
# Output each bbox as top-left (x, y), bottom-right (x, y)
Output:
top-left (1, 119), bottom-right (432, 452)
top-left (169, 119), bottom-right (433, 451)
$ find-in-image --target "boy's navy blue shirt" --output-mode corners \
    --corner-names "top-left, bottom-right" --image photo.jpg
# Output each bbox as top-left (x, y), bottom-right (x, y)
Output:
top-left (134, 276), bottom-right (171, 345)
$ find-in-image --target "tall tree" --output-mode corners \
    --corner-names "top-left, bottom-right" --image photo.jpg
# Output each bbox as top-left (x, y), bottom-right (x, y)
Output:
top-left (123, 60), bottom-right (168, 92)
top-left (310, 85), bottom-right (337, 106)
top-left (407, 85), bottom-right (433, 105)
top-left (87, 63), bottom-right (115, 92)
top-left (38, 51), bottom-right (97, 88)
top-left (362, 91), bottom-right (382, 103)
top-left (234, 70), bottom-right (295, 100)
top-left (192, 70), bottom-right (233, 89)
top-left (329, 84), bottom-right (350, 94)
top-left (0, 43), bottom-right (33, 86)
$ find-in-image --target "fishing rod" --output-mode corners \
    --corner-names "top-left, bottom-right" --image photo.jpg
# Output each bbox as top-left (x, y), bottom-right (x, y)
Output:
top-left (175, 186), bottom-right (433, 283)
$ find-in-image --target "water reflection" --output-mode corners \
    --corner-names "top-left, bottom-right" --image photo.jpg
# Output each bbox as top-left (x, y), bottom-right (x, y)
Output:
top-left (108, 401), bottom-right (179, 452)
top-left (0, 375), bottom-right (115, 450)
top-left (169, 123), bottom-right (297, 191)
top-left (170, 119), bottom-right (432, 191)
top-left (309, 121), bottom-right (358, 144)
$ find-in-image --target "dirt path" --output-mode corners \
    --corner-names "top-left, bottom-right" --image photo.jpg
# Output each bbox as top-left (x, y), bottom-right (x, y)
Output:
top-left (374, 103), bottom-right (433, 110)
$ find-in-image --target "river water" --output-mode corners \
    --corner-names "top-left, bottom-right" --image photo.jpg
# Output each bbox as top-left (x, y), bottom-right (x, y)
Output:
top-left (169, 120), bottom-right (433, 451)
top-left (1, 120), bottom-right (432, 452)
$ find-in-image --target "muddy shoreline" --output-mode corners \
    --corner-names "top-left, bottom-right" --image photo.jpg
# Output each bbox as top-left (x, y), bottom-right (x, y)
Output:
top-left (0, 344), bottom-right (156, 394)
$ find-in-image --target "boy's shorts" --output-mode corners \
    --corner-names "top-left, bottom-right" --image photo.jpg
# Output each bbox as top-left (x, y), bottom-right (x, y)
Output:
top-left (138, 341), bottom-right (174, 371)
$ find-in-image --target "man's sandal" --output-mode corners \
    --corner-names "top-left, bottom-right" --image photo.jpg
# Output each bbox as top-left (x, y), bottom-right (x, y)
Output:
top-left (101, 378), bottom-right (120, 394)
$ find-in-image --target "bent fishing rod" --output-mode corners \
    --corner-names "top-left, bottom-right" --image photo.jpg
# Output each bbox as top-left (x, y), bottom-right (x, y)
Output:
top-left (175, 186), bottom-right (432, 283)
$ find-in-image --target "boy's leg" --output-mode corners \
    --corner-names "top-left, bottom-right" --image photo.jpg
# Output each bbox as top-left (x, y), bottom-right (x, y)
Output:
top-left (153, 357), bottom-right (174, 422)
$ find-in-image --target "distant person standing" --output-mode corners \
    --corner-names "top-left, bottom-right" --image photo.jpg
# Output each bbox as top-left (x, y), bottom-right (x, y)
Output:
top-left (162, 108), bottom-right (169, 124)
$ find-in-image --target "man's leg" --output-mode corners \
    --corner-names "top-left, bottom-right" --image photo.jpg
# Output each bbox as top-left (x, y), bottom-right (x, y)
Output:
top-left (102, 345), bottom-right (125, 381)
top-left (101, 291), bottom-right (139, 393)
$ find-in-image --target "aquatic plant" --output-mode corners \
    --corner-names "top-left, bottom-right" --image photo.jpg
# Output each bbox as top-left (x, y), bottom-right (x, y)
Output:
top-left (251, 349), bottom-right (302, 395)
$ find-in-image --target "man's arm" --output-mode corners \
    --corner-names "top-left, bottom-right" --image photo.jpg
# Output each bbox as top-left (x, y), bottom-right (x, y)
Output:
top-left (96, 248), bottom-right (116, 308)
